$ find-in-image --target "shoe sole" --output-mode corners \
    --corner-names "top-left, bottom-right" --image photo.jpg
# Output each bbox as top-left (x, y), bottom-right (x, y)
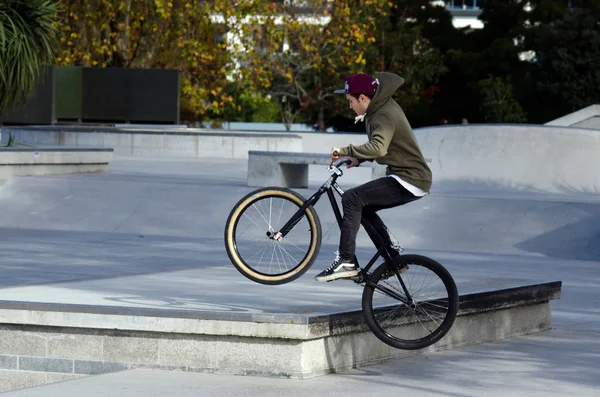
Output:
top-left (315, 270), bottom-right (360, 282)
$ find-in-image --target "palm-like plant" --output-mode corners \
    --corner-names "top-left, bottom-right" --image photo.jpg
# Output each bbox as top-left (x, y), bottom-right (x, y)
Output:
top-left (0, 0), bottom-right (61, 114)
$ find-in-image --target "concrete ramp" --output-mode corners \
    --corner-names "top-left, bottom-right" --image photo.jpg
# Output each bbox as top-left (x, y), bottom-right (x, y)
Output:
top-left (2, 156), bottom-right (599, 262)
top-left (545, 104), bottom-right (600, 129)
top-left (414, 124), bottom-right (600, 195)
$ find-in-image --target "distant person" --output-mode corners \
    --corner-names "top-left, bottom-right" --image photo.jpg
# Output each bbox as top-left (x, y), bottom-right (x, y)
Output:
top-left (441, 118), bottom-right (449, 125)
top-left (314, 72), bottom-right (432, 282)
top-left (461, 118), bottom-right (469, 124)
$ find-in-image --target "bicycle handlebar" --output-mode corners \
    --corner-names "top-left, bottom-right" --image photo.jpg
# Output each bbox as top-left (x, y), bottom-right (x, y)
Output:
top-left (331, 157), bottom-right (352, 168)
top-left (330, 150), bottom-right (351, 167)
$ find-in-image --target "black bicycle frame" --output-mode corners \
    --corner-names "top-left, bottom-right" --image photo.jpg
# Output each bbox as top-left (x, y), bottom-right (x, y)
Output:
top-left (273, 164), bottom-right (415, 303)
top-left (276, 169), bottom-right (396, 277)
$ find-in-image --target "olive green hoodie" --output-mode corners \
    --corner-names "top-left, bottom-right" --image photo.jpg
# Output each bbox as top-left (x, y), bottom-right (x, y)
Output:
top-left (338, 72), bottom-right (432, 193)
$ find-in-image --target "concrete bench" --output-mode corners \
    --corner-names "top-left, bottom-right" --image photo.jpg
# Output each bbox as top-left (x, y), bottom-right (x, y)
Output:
top-left (247, 150), bottom-right (388, 188)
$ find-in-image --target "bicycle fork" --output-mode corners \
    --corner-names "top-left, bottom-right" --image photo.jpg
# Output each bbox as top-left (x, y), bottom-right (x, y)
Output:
top-left (271, 186), bottom-right (330, 240)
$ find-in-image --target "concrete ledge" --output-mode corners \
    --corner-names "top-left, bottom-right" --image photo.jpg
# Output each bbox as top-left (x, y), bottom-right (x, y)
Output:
top-left (0, 127), bottom-right (303, 159)
top-left (0, 281), bottom-right (561, 386)
top-left (0, 147), bottom-right (113, 178)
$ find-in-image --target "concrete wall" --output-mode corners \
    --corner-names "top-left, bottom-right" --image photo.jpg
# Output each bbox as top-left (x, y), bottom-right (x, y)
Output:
top-left (293, 132), bottom-right (368, 153)
top-left (246, 124), bottom-right (600, 194)
top-left (0, 128), bottom-right (302, 159)
top-left (3, 124), bottom-right (600, 194)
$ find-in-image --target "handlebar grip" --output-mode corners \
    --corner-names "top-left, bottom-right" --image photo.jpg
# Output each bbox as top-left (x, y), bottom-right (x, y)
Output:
top-left (332, 157), bottom-right (352, 168)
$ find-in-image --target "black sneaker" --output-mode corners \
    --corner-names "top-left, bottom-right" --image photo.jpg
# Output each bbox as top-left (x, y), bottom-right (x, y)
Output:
top-left (315, 251), bottom-right (360, 282)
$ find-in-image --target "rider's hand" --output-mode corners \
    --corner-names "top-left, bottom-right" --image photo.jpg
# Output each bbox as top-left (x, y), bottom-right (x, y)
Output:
top-left (346, 157), bottom-right (359, 169)
top-left (330, 147), bottom-right (341, 160)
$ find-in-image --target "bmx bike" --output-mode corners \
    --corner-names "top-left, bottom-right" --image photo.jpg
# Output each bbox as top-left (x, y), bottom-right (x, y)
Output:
top-left (224, 157), bottom-right (458, 350)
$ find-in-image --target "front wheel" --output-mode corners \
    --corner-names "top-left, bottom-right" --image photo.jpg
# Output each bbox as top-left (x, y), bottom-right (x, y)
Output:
top-left (224, 187), bottom-right (322, 285)
top-left (362, 254), bottom-right (459, 350)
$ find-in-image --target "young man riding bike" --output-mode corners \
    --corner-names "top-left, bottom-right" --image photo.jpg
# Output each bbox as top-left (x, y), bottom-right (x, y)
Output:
top-left (315, 72), bottom-right (432, 282)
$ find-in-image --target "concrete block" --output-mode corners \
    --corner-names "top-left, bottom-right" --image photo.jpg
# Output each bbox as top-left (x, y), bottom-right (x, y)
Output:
top-left (158, 337), bottom-right (217, 368)
top-left (47, 333), bottom-right (103, 360)
top-left (0, 282), bottom-right (561, 382)
top-left (215, 337), bottom-right (303, 376)
top-left (74, 360), bottom-right (128, 375)
top-left (0, 329), bottom-right (46, 356)
top-left (19, 356), bottom-right (73, 373)
top-left (0, 355), bottom-right (17, 370)
top-left (0, 148), bottom-right (113, 178)
top-left (0, 370), bottom-right (46, 392)
top-left (103, 335), bottom-right (159, 364)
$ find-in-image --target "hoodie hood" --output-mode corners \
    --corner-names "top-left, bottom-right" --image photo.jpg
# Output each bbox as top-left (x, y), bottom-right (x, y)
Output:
top-left (367, 72), bottom-right (404, 115)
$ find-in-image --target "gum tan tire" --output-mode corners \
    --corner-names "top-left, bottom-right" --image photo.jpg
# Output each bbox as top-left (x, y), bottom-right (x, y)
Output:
top-left (224, 187), bottom-right (322, 285)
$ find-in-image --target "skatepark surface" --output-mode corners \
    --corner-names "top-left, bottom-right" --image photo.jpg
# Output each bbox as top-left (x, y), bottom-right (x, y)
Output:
top-left (0, 155), bottom-right (598, 396)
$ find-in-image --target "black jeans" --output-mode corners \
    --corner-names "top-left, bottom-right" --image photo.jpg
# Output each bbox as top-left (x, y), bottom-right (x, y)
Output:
top-left (339, 176), bottom-right (422, 260)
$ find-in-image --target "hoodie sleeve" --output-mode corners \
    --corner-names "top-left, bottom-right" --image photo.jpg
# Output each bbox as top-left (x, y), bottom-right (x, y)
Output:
top-left (339, 113), bottom-right (395, 160)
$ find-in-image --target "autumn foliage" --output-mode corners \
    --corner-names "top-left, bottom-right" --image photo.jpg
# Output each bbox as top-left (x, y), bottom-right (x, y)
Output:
top-left (55, 0), bottom-right (440, 127)
top-left (56, 0), bottom-right (231, 120)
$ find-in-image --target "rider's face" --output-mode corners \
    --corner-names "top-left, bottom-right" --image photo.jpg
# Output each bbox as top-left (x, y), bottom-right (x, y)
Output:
top-left (346, 94), bottom-right (369, 116)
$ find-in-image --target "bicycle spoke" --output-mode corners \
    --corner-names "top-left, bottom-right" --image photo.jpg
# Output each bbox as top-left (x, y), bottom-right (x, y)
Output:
top-left (233, 194), bottom-right (314, 277)
top-left (278, 243), bottom-right (298, 262)
top-left (242, 212), bottom-right (267, 233)
top-left (252, 203), bottom-right (273, 230)
top-left (269, 198), bottom-right (272, 230)
top-left (368, 259), bottom-right (455, 346)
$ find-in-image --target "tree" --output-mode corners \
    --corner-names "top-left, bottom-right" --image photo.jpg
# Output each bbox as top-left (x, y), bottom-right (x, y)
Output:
top-left (0, 0), bottom-right (61, 114)
top-left (524, 6), bottom-right (600, 122)
top-left (367, 1), bottom-right (447, 127)
top-left (228, 0), bottom-right (386, 131)
top-left (478, 74), bottom-right (526, 122)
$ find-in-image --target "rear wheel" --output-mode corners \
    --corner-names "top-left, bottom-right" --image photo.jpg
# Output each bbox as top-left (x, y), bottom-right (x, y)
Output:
top-left (362, 255), bottom-right (459, 350)
top-left (224, 187), bottom-right (322, 285)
